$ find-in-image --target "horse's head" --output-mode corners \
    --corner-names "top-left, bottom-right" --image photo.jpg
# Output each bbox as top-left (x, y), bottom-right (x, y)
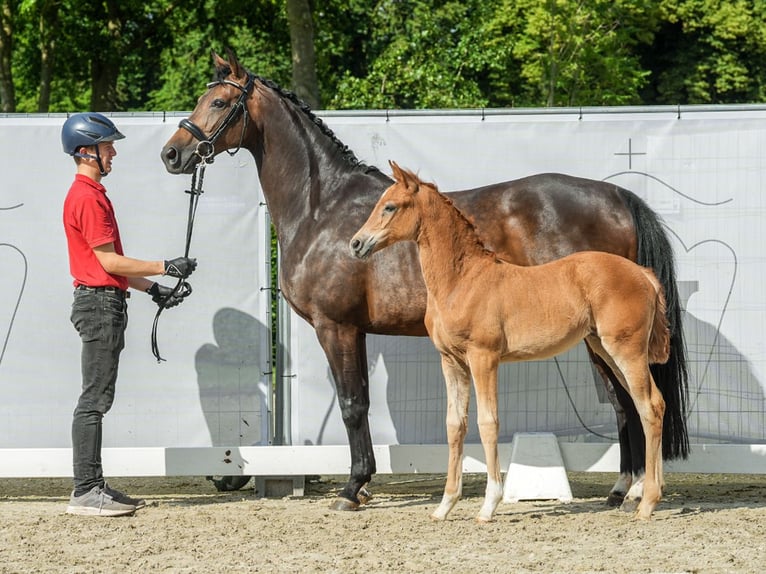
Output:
top-left (350, 161), bottom-right (425, 259)
top-left (161, 49), bottom-right (254, 174)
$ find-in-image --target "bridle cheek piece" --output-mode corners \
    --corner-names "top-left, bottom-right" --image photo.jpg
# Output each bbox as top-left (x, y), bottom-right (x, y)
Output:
top-left (178, 74), bottom-right (254, 163)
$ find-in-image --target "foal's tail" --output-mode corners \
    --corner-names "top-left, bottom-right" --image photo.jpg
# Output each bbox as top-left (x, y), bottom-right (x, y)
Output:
top-left (643, 270), bottom-right (670, 365)
top-left (620, 188), bottom-right (690, 460)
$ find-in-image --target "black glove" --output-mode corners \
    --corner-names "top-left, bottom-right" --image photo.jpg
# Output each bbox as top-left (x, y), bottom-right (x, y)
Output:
top-left (146, 282), bottom-right (185, 308)
top-left (164, 256), bottom-right (197, 278)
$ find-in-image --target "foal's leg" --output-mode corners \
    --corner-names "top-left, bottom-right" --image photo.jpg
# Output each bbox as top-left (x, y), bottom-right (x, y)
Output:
top-left (590, 336), bottom-right (665, 520)
top-left (586, 343), bottom-right (648, 510)
top-left (586, 348), bottom-right (636, 507)
top-left (467, 351), bottom-right (503, 523)
top-left (431, 354), bottom-right (471, 521)
top-left (613, 379), bottom-right (647, 513)
top-left (630, 367), bottom-right (665, 520)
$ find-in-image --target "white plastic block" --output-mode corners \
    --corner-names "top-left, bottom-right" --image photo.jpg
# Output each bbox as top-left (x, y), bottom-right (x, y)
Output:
top-left (503, 432), bottom-right (573, 503)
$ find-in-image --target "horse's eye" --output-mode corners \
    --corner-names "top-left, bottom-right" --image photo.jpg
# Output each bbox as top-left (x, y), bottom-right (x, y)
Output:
top-left (383, 204), bottom-right (396, 214)
top-left (212, 98), bottom-right (226, 109)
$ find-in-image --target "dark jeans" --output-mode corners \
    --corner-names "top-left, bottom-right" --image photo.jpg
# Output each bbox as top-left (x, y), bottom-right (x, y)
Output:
top-left (70, 288), bottom-right (128, 495)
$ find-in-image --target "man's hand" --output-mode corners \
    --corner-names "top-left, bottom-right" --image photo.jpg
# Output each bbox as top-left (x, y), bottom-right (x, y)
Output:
top-left (146, 282), bottom-right (186, 308)
top-left (164, 256), bottom-right (197, 278)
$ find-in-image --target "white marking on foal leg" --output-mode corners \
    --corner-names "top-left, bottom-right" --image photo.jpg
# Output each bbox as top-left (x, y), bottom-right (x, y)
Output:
top-left (431, 476), bottom-right (462, 521)
top-left (620, 472), bottom-right (644, 513)
top-left (476, 477), bottom-right (503, 523)
top-left (431, 492), bottom-right (460, 521)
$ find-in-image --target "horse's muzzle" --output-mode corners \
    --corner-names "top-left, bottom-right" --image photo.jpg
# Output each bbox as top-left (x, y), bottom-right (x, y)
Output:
top-left (160, 144), bottom-right (197, 175)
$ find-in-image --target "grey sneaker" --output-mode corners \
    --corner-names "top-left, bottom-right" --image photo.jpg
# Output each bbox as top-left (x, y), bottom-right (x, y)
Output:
top-left (66, 485), bottom-right (136, 517)
top-left (104, 483), bottom-right (146, 509)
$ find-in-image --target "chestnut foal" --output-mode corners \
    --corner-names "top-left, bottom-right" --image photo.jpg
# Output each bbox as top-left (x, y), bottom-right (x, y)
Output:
top-left (350, 162), bottom-right (668, 522)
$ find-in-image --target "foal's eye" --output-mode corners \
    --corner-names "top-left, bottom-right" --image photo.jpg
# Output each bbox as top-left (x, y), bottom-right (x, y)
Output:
top-left (383, 204), bottom-right (396, 214)
top-left (212, 98), bottom-right (226, 109)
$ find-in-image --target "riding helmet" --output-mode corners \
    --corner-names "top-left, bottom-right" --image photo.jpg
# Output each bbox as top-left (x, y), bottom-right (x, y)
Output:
top-left (61, 112), bottom-right (125, 156)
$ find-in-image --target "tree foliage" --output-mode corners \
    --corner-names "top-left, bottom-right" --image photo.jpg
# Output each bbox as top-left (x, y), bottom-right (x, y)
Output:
top-left (1, 0), bottom-right (765, 113)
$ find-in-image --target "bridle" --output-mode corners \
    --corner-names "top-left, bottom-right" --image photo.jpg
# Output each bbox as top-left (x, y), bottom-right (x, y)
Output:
top-left (151, 72), bottom-right (254, 362)
top-left (178, 73), bottom-right (255, 162)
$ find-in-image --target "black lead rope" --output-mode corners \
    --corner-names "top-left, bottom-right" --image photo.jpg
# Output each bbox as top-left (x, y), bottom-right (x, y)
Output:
top-left (150, 162), bottom-right (206, 362)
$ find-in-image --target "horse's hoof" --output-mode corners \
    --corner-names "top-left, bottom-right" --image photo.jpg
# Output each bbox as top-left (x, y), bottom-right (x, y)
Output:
top-left (606, 491), bottom-right (626, 507)
top-left (620, 497), bottom-right (640, 513)
top-left (329, 497), bottom-right (360, 512)
top-left (357, 486), bottom-right (373, 505)
top-left (429, 513), bottom-right (445, 522)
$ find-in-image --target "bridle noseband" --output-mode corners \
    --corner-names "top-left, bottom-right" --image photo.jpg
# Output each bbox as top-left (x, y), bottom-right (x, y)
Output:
top-left (178, 73), bottom-right (255, 162)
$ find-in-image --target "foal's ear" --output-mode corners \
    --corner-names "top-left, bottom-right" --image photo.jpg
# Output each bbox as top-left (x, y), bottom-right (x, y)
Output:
top-left (388, 160), bottom-right (403, 182)
top-left (388, 160), bottom-right (420, 194)
top-left (390, 160), bottom-right (411, 189)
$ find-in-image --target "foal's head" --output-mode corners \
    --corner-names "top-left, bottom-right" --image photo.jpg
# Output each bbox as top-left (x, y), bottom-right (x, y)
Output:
top-left (350, 161), bottom-right (429, 259)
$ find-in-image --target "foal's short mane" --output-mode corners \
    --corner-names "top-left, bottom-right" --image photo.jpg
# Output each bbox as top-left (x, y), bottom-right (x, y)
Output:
top-left (214, 64), bottom-right (380, 175)
top-left (420, 179), bottom-right (498, 260)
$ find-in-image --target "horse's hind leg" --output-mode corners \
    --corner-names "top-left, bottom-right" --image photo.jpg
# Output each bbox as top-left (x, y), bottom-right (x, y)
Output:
top-left (467, 351), bottom-right (503, 523)
top-left (431, 354), bottom-right (471, 521)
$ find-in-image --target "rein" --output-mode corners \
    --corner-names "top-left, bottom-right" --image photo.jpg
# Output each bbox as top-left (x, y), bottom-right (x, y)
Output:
top-left (151, 73), bottom-right (253, 362)
top-left (150, 161), bottom-right (205, 362)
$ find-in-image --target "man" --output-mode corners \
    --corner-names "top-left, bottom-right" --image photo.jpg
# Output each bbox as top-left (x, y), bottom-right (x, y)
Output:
top-left (61, 112), bottom-right (197, 516)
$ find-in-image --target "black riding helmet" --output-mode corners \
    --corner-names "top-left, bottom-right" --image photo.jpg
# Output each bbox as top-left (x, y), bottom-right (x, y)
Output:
top-left (61, 112), bottom-right (125, 176)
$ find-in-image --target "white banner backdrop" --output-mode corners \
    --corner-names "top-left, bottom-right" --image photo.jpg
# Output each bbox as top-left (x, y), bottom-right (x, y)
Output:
top-left (289, 107), bottom-right (766, 448)
top-left (0, 115), bottom-right (271, 450)
top-left (2, 108), bottom-right (766, 473)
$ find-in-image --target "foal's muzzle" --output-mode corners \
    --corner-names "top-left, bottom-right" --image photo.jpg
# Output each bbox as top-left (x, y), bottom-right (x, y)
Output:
top-left (350, 236), bottom-right (375, 259)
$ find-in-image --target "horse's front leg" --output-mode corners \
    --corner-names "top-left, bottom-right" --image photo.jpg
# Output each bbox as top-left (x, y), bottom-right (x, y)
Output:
top-left (431, 354), bottom-right (471, 521)
top-left (468, 351), bottom-right (502, 523)
top-left (315, 323), bottom-right (375, 511)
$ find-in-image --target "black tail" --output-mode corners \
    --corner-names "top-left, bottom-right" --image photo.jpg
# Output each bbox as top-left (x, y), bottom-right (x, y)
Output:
top-left (620, 188), bottom-right (690, 460)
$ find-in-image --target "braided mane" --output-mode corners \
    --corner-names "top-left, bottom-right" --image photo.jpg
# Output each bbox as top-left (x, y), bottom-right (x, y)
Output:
top-left (214, 64), bottom-right (380, 175)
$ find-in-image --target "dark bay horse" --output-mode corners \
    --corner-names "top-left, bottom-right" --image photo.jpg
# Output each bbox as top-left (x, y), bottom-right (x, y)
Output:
top-left (160, 49), bottom-right (689, 512)
top-left (351, 162), bottom-right (668, 521)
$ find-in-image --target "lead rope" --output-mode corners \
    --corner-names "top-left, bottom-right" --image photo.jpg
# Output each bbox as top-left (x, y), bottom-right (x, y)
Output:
top-left (151, 161), bottom-right (206, 362)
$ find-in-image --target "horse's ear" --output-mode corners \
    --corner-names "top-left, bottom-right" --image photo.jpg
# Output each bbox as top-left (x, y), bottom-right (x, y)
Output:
top-left (212, 50), bottom-right (228, 72)
top-left (225, 47), bottom-right (245, 80)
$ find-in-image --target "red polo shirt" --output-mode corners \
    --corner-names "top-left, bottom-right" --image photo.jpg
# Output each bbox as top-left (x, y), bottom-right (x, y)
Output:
top-left (63, 174), bottom-right (129, 290)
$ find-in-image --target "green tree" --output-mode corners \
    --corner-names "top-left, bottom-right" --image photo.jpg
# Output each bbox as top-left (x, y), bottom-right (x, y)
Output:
top-left (327, 0), bottom-right (501, 108)
top-left (643, 0), bottom-right (766, 103)
top-left (0, 0), bottom-right (15, 111)
top-left (147, 0), bottom-right (291, 111)
top-left (5, 0), bottom-right (766, 112)
top-left (287, 0), bottom-right (319, 108)
top-left (322, 0), bottom-right (661, 109)
top-left (503, 0), bottom-right (659, 107)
